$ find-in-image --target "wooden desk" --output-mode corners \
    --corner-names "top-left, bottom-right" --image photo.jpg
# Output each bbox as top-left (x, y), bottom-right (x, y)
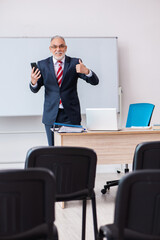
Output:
top-left (55, 129), bottom-right (160, 165)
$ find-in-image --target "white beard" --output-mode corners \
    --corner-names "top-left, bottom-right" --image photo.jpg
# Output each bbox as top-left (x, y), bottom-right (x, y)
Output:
top-left (54, 51), bottom-right (66, 61)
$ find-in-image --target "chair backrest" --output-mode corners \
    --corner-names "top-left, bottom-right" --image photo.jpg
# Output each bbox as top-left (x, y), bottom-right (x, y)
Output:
top-left (126, 103), bottom-right (155, 127)
top-left (0, 168), bottom-right (56, 239)
top-left (133, 141), bottom-right (160, 170)
top-left (25, 146), bottom-right (97, 201)
top-left (114, 170), bottom-right (160, 239)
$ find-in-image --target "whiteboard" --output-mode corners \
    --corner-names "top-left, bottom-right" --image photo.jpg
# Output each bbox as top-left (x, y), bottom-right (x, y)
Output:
top-left (0, 37), bottom-right (119, 116)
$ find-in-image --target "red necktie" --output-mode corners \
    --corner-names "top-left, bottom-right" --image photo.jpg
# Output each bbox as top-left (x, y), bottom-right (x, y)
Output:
top-left (57, 61), bottom-right (63, 104)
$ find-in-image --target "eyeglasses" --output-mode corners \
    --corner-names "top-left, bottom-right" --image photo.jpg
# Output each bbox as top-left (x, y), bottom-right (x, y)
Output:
top-left (50, 44), bottom-right (66, 49)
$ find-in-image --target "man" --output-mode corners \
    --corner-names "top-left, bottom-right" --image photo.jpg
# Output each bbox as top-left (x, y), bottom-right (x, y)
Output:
top-left (30, 35), bottom-right (99, 145)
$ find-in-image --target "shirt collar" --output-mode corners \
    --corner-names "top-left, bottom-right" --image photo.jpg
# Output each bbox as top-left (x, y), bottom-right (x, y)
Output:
top-left (52, 56), bottom-right (65, 65)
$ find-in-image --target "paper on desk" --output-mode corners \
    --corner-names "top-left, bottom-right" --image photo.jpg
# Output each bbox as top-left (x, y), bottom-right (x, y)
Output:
top-left (58, 126), bottom-right (84, 133)
top-left (129, 126), bottom-right (152, 130)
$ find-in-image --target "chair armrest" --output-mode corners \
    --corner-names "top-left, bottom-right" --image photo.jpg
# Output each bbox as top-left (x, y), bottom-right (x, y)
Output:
top-left (98, 224), bottom-right (118, 240)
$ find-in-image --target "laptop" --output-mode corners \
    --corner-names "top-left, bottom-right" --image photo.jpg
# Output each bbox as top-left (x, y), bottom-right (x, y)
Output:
top-left (86, 108), bottom-right (120, 131)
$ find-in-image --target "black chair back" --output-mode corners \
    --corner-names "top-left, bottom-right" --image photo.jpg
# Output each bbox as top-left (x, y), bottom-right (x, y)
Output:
top-left (0, 168), bottom-right (58, 240)
top-left (25, 146), bottom-right (98, 240)
top-left (133, 141), bottom-right (160, 170)
top-left (115, 170), bottom-right (160, 239)
top-left (25, 146), bottom-right (97, 200)
top-left (99, 170), bottom-right (160, 240)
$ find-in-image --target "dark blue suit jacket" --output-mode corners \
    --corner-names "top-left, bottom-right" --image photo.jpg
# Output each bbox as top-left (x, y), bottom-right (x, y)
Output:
top-left (30, 55), bottom-right (99, 125)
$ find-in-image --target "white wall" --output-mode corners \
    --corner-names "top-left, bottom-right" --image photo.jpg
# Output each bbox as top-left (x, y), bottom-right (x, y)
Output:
top-left (0, 0), bottom-right (160, 170)
top-left (1, 0), bottom-right (160, 125)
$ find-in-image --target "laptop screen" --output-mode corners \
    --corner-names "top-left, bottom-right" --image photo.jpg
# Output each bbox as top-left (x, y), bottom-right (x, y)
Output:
top-left (86, 108), bottom-right (119, 131)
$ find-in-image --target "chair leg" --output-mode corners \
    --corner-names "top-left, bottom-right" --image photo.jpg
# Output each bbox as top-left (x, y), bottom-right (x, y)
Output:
top-left (97, 232), bottom-right (103, 240)
top-left (91, 195), bottom-right (98, 240)
top-left (82, 199), bottom-right (86, 240)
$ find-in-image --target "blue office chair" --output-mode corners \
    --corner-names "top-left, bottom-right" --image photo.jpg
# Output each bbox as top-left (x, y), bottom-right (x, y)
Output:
top-left (126, 103), bottom-right (155, 127)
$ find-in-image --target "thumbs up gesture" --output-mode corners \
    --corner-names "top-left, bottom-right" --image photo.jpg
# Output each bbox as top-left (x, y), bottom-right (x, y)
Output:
top-left (76, 59), bottom-right (89, 75)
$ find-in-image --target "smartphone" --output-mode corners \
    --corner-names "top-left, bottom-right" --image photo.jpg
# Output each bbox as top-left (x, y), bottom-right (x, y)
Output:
top-left (31, 62), bottom-right (38, 72)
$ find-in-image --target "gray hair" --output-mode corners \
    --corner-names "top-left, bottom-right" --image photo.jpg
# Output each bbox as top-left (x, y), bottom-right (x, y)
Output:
top-left (50, 35), bottom-right (66, 44)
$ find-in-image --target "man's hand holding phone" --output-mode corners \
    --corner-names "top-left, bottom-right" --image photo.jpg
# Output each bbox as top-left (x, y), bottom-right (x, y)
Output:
top-left (31, 63), bottom-right (41, 85)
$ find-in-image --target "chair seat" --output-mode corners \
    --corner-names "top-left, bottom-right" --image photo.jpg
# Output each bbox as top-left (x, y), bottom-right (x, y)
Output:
top-left (56, 189), bottom-right (94, 201)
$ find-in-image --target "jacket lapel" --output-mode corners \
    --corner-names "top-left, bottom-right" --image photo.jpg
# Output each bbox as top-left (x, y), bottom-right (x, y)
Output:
top-left (61, 55), bottom-right (70, 86)
top-left (48, 57), bottom-right (58, 85)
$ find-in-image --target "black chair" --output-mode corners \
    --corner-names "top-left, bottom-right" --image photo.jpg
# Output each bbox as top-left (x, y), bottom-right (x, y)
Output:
top-left (101, 140), bottom-right (160, 194)
top-left (25, 146), bottom-right (98, 240)
top-left (0, 168), bottom-right (58, 240)
top-left (133, 141), bottom-right (160, 169)
top-left (98, 169), bottom-right (160, 240)
top-left (101, 103), bottom-right (155, 194)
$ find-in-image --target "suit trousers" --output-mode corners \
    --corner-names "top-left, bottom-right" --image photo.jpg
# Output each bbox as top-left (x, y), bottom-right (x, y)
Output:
top-left (45, 108), bottom-right (72, 146)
